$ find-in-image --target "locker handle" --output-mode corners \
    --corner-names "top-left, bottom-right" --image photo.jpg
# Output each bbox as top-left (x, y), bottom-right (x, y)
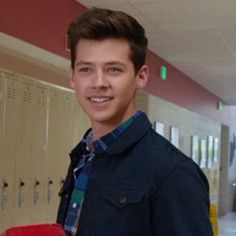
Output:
top-left (20, 181), bottom-right (25, 187)
top-left (3, 181), bottom-right (8, 188)
top-left (35, 180), bottom-right (40, 186)
top-left (60, 179), bottom-right (65, 185)
top-left (48, 180), bottom-right (53, 185)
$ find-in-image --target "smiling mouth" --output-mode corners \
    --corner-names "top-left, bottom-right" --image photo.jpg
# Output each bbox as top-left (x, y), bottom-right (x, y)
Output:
top-left (88, 97), bottom-right (113, 103)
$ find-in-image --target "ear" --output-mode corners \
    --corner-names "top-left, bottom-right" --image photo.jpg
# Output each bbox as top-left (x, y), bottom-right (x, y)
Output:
top-left (136, 65), bottom-right (149, 89)
top-left (69, 69), bottom-right (76, 89)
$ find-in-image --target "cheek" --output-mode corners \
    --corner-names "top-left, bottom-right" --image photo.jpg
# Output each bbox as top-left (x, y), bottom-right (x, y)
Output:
top-left (76, 93), bottom-right (87, 109)
top-left (73, 84), bottom-right (84, 100)
top-left (116, 84), bottom-right (137, 103)
top-left (76, 88), bottom-right (85, 100)
top-left (74, 80), bottom-right (85, 92)
top-left (119, 80), bottom-right (137, 94)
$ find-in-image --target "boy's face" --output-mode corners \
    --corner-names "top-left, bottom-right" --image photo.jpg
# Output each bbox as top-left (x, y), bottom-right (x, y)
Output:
top-left (70, 38), bottom-right (148, 133)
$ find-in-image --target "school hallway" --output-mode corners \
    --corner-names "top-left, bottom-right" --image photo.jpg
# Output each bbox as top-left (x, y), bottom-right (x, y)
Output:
top-left (219, 212), bottom-right (236, 236)
top-left (1, 0), bottom-right (236, 234)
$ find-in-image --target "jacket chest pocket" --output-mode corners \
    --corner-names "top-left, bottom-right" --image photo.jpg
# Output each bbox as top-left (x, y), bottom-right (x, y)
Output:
top-left (103, 186), bottom-right (144, 207)
top-left (101, 186), bottom-right (146, 223)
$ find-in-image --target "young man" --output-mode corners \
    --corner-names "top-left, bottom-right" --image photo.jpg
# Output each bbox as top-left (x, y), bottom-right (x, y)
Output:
top-left (57, 8), bottom-right (213, 236)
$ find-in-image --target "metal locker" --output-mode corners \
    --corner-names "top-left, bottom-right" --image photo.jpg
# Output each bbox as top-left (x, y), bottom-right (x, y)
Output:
top-left (45, 88), bottom-right (72, 222)
top-left (29, 83), bottom-right (48, 224)
top-left (71, 94), bottom-right (84, 147)
top-left (0, 75), bottom-right (19, 230)
top-left (0, 72), bottom-right (3, 146)
top-left (14, 77), bottom-right (35, 226)
top-left (81, 108), bottom-right (91, 135)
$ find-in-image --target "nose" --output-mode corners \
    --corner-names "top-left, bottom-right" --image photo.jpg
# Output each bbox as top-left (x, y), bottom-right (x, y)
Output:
top-left (92, 70), bottom-right (109, 89)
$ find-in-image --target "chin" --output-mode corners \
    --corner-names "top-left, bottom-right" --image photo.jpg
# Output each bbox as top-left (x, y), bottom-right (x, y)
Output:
top-left (90, 114), bottom-right (113, 124)
top-left (88, 110), bottom-right (118, 124)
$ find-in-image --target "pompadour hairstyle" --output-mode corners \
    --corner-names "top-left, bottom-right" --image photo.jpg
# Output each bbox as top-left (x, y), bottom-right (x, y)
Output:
top-left (67, 8), bottom-right (148, 73)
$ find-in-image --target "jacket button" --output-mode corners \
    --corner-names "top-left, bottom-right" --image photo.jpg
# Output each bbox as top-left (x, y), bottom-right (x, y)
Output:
top-left (119, 196), bottom-right (127, 204)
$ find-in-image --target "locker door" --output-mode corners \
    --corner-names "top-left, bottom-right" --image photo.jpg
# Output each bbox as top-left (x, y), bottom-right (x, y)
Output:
top-left (30, 84), bottom-right (48, 224)
top-left (71, 94), bottom-right (84, 147)
top-left (70, 92), bottom-right (90, 136)
top-left (0, 76), bottom-right (19, 230)
top-left (0, 73), bottom-right (3, 145)
top-left (58, 91), bottom-right (74, 191)
top-left (14, 78), bottom-right (35, 226)
top-left (81, 109), bottom-right (91, 135)
top-left (45, 88), bottom-right (73, 222)
top-left (0, 75), bottom-right (5, 228)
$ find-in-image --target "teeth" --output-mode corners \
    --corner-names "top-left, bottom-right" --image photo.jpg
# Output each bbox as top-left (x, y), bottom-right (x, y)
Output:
top-left (89, 97), bottom-right (111, 103)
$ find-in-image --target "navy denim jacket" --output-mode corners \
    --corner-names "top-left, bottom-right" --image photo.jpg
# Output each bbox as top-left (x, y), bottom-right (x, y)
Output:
top-left (57, 113), bottom-right (213, 236)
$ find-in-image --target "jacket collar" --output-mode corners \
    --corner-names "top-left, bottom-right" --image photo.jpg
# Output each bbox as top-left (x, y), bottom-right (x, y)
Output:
top-left (104, 112), bottom-right (152, 155)
top-left (69, 129), bottom-right (91, 163)
top-left (70, 112), bottom-right (152, 159)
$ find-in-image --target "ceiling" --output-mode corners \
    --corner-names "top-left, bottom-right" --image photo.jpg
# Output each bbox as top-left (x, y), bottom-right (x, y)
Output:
top-left (76, 0), bottom-right (236, 105)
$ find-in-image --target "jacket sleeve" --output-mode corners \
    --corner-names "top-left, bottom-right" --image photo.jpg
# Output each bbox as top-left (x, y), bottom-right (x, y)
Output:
top-left (150, 159), bottom-right (214, 236)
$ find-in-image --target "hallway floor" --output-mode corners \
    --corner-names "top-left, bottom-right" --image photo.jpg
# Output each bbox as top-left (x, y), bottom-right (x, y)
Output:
top-left (219, 212), bottom-right (236, 236)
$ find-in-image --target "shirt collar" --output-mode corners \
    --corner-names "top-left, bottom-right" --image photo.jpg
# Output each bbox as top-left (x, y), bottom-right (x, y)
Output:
top-left (84, 111), bottom-right (142, 154)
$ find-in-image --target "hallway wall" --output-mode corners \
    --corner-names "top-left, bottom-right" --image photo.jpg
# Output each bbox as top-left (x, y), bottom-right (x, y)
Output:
top-left (0, 68), bottom-right (221, 231)
top-left (0, 0), bottom-right (232, 125)
top-left (1, 0), bottom-right (236, 220)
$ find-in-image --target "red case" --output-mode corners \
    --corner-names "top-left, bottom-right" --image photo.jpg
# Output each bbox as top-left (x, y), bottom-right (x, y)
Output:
top-left (1, 224), bottom-right (66, 236)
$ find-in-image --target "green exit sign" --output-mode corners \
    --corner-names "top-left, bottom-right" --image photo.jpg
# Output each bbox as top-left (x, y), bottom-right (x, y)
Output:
top-left (217, 101), bottom-right (224, 110)
top-left (160, 66), bottom-right (167, 80)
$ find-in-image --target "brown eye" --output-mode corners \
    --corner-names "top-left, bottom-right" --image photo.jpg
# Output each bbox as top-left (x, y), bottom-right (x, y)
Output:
top-left (108, 67), bottom-right (123, 73)
top-left (79, 67), bottom-right (90, 72)
top-left (77, 67), bottom-right (93, 76)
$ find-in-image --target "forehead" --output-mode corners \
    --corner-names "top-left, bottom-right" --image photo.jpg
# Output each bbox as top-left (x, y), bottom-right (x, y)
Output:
top-left (75, 38), bottom-right (132, 63)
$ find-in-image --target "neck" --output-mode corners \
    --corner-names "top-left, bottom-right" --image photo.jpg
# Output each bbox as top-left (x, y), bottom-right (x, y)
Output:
top-left (91, 111), bottom-right (137, 140)
top-left (92, 123), bottom-right (115, 140)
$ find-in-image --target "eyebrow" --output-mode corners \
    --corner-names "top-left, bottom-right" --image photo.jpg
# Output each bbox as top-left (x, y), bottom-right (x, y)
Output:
top-left (75, 61), bottom-right (92, 67)
top-left (105, 61), bottom-right (126, 67)
top-left (75, 61), bottom-right (126, 67)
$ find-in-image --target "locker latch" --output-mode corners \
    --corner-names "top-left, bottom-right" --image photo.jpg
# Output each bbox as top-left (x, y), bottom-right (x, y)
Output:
top-left (18, 179), bottom-right (25, 207)
top-left (1, 180), bottom-right (9, 210)
top-left (34, 179), bottom-right (40, 205)
top-left (47, 179), bottom-right (53, 203)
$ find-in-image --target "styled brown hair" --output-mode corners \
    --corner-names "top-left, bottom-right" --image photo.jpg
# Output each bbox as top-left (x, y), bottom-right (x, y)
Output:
top-left (67, 8), bottom-right (148, 73)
